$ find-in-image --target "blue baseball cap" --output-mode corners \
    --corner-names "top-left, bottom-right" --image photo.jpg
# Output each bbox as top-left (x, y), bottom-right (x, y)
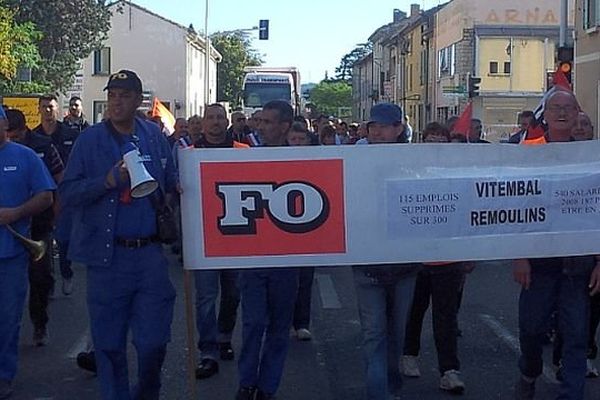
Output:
top-left (0, 106), bottom-right (6, 120)
top-left (369, 103), bottom-right (403, 126)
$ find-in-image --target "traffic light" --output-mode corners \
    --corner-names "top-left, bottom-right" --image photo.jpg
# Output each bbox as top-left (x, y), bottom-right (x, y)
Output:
top-left (559, 61), bottom-right (572, 83)
top-left (259, 19), bottom-right (269, 40)
top-left (468, 76), bottom-right (481, 98)
top-left (557, 46), bottom-right (574, 84)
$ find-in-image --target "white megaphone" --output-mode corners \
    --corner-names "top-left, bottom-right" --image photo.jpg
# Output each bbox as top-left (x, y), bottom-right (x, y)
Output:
top-left (122, 142), bottom-right (159, 198)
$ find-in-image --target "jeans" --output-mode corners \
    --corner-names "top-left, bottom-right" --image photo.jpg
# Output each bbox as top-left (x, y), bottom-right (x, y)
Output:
top-left (87, 244), bottom-right (176, 400)
top-left (293, 267), bottom-right (315, 330)
top-left (28, 231), bottom-right (53, 330)
top-left (404, 267), bottom-right (464, 373)
top-left (194, 269), bottom-right (240, 360)
top-left (553, 292), bottom-right (600, 364)
top-left (519, 264), bottom-right (589, 400)
top-left (238, 269), bottom-right (299, 395)
top-left (589, 294), bottom-right (600, 359)
top-left (57, 240), bottom-right (74, 280)
top-left (0, 253), bottom-right (28, 381)
top-left (354, 268), bottom-right (416, 400)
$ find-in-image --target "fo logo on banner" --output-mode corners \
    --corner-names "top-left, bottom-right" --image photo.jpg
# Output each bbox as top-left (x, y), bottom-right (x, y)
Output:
top-left (200, 160), bottom-right (346, 257)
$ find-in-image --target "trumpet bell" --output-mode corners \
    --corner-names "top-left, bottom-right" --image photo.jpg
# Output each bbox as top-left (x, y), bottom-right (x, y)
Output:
top-left (4, 224), bottom-right (47, 262)
top-left (29, 239), bottom-right (47, 263)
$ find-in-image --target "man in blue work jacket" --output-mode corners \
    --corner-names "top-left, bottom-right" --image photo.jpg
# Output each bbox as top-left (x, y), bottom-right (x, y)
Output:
top-left (59, 70), bottom-right (178, 400)
top-left (236, 100), bottom-right (300, 400)
top-left (0, 106), bottom-right (55, 399)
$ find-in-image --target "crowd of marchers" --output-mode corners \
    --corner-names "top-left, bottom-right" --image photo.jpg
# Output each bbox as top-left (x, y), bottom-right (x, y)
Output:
top-left (0, 68), bottom-right (599, 400)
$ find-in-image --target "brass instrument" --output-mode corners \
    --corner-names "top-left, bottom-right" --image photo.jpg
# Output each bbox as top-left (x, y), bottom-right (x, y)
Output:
top-left (4, 224), bottom-right (47, 262)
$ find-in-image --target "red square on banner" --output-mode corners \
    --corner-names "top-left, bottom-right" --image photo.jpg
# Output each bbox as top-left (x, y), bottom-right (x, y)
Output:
top-left (200, 159), bottom-right (346, 257)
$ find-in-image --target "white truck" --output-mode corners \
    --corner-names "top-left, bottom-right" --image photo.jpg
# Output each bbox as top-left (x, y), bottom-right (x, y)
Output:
top-left (241, 66), bottom-right (301, 116)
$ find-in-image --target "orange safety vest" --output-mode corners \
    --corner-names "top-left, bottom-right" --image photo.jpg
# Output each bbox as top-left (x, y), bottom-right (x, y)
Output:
top-left (522, 136), bottom-right (547, 146)
top-left (233, 141), bottom-right (249, 149)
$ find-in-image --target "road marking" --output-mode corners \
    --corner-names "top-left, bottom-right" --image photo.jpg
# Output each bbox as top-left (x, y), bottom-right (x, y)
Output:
top-left (67, 330), bottom-right (91, 359)
top-left (315, 273), bottom-right (342, 309)
top-left (479, 314), bottom-right (558, 384)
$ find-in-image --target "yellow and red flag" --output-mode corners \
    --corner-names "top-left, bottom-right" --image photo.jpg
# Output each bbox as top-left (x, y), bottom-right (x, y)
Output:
top-left (151, 97), bottom-right (175, 135)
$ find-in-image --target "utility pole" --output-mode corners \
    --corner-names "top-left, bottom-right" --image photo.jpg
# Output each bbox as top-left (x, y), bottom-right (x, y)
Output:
top-left (559, 0), bottom-right (568, 47)
top-left (204, 0), bottom-right (210, 108)
top-left (557, 0), bottom-right (574, 86)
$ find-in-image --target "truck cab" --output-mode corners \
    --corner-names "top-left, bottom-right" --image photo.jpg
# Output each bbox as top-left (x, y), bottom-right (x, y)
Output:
top-left (242, 67), bottom-right (301, 116)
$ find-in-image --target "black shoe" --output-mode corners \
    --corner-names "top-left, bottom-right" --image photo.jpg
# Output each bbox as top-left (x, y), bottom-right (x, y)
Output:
top-left (0, 379), bottom-right (12, 400)
top-left (76, 351), bottom-right (97, 373)
top-left (33, 326), bottom-right (49, 346)
top-left (514, 376), bottom-right (535, 400)
top-left (255, 390), bottom-right (276, 400)
top-left (556, 366), bottom-right (564, 382)
top-left (235, 386), bottom-right (256, 400)
top-left (195, 358), bottom-right (219, 379)
top-left (220, 342), bottom-right (235, 361)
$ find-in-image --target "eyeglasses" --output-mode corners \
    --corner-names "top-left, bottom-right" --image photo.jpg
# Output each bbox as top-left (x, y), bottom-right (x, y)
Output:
top-left (236, 118), bottom-right (246, 122)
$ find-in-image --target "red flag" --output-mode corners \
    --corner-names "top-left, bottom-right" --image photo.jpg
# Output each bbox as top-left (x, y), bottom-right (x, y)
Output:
top-left (151, 97), bottom-right (176, 134)
top-left (552, 68), bottom-right (572, 91)
top-left (451, 101), bottom-right (473, 139)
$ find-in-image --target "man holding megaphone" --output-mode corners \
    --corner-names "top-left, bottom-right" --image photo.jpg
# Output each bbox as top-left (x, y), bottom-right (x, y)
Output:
top-left (0, 106), bottom-right (56, 399)
top-left (59, 70), bottom-right (178, 400)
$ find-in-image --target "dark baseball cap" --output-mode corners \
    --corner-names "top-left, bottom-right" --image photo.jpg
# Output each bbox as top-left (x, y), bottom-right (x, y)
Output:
top-left (369, 103), bottom-right (403, 126)
top-left (104, 69), bottom-right (143, 93)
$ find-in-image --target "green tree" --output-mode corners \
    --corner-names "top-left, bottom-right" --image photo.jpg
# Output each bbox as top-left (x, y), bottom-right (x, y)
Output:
top-left (210, 31), bottom-right (262, 108)
top-left (6, 0), bottom-right (113, 92)
top-left (0, 2), bottom-right (44, 93)
top-left (334, 42), bottom-right (372, 83)
top-left (308, 80), bottom-right (352, 117)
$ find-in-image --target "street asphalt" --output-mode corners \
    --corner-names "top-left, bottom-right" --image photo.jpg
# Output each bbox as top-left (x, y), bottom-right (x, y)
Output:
top-left (10, 255), bottom-right (600, 400)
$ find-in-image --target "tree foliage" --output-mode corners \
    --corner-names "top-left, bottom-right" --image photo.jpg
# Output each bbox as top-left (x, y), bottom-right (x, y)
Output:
top-left (0, 3), bottom-right (43, 93)
top-left (308, 80), bottom-right (352, 117)
top-left (6, 0), bottom-right (113, 92)
top-left (334, 42), bottom-right (373, 83)
top-left (210, 32), bottom-right (262, 108)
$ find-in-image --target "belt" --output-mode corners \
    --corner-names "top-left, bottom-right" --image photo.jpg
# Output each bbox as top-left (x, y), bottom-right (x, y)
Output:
top-left (115, 236), bottom-right (160, 249)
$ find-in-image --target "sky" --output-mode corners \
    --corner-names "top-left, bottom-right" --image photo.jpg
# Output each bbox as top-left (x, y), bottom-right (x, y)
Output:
top-left (134, 0), bottom-right (444, 84)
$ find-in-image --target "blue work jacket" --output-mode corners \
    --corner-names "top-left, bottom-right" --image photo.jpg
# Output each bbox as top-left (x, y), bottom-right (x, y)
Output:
top-left (59, 117), bottom-right (177, 267)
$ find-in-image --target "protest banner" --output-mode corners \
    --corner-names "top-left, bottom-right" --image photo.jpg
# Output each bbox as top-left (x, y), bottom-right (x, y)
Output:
top-left (178, 141), bottom-right (600, 270)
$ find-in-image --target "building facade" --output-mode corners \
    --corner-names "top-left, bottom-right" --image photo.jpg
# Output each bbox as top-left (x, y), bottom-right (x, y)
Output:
top-left (351, 0), bottom-right (574, 141)
top-left (433, 0), bottom-right (573, 142)
top-left (575, 0), bottom-right (600, 131)
top-left (74, 1), bottom-right (220, 123)
top-left (382, 5), bottom-right (424, 135)
top-left (352, 52), bottom-right (373, 122)
top-left (352, 9), bottom-right (410, 122)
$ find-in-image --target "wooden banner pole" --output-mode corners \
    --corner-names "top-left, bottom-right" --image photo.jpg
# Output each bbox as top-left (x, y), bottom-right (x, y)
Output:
top-left (184, 269), bottom-right (198, 399)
